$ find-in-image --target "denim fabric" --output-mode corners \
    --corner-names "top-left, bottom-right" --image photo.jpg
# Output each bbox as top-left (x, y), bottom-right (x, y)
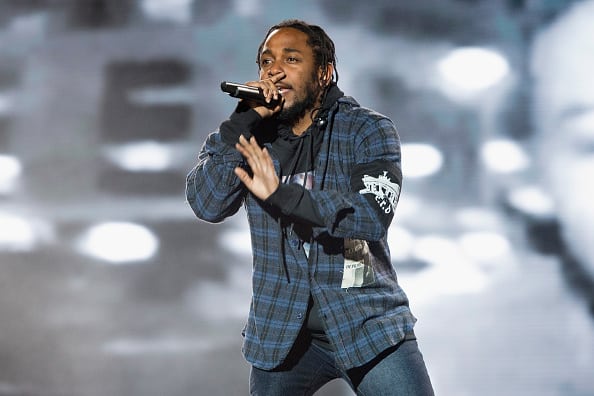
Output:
top-left (250, 335), bottom-right (434, 396)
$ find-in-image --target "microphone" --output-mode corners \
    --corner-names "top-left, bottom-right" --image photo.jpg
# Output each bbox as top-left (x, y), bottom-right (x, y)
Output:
top-left (220, 81), bottom-right (282, 108)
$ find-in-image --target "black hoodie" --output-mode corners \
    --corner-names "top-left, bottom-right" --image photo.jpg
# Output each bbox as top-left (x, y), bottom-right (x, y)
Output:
top-left (220, 84), bottom-right (345, 350)
top-left (270, 85), bottom-right (345, 350)
top-left (265, 84), bottom-right (344, 226)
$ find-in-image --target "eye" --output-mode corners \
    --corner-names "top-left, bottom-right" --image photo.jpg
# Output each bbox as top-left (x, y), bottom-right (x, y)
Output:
top-left (260, 58), bottom-right (273, 66)
top-left (287, 56), bottom-right (299, 63)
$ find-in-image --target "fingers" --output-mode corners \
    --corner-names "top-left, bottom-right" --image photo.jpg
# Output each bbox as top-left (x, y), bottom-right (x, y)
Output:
top-left (233, 138), bottom-right (255, 184)
top-left (259, 73), bottom-right (283, 103)
top-left (235, 136), bottom-right (276, 177)
top-left (233, 166), bottom-right (251, 186)
top-left (234, 136), bottom-right (279, 200)
top-left (266, 72), bottom-right (285, 102)
top-left (235, 135), bottom-right (260, 160)
top-left (235, 135), bottom-right (264, 174)
top-left (246, 72), bottom-right (285, 104)
top-left (262, 81), bottom-right (279, 104)
top-left (236, 135), bottom-right (264, 157)
top-left (261, 147), bottom-right (274, 169)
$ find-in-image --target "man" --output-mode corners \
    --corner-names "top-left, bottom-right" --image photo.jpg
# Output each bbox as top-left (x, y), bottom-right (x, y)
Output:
top-left (186, 20), bottom-right (434, 395)
top-left (530, 0), bottom-right (594, 312)
top-left (422, 3), bottom-right (594, 394)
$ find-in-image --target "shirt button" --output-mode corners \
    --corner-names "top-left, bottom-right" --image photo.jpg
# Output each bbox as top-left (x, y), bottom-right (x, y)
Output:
top-left (297, 313), bottom-right (303, 319)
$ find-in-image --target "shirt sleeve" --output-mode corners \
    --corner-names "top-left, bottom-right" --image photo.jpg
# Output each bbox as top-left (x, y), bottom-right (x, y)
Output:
top-left (219, 103), bottom-right (262, 146)
top-left (349, 159), bottom-right (402, 230)
top-left (185, 105), bottom-right (261, 223)
top-left (309, 116), bottom-right (403, 241)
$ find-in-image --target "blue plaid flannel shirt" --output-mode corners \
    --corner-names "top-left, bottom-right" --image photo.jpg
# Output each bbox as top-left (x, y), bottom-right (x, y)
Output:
top-left (186, 95), bottom-right (416, 370)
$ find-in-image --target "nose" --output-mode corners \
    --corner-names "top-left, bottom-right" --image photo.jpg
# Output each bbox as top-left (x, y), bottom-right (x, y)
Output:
top-left (267, 62), bottom-right (283, 77)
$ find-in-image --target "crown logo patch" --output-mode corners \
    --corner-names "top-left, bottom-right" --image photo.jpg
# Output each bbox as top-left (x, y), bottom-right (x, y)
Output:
top-left (359, 171), bottom-right (400, 214)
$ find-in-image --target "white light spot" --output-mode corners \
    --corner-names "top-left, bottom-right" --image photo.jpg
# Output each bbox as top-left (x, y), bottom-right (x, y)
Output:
top-left (103, 141), bottom-right (173, 172)
top-left (77, 222), bottom-right (158, 264)
top-left (128, 86), bottom-right (194, 105)
top-left (506, 185), bottom-right (556, 219)
top-left (0, 213), bottom-right (36, 252)
top-left (141, 0), bottom-right (193, 24)
top-left (233, 0), bottom-right (261, 17)
top-left (402, 143), bottom-right (443, 178)
top-left (437, 47), bottom-right (509, 96)
top-left (401, 234), bottom-right (489, 302)
top-left (219, 228), bottom-right (252, 256)
top-left (455, 207), bottom-right (502, 230)
top-left (103, 337), bottom-right (213, 356)
top-left (458, 231), bottom-right (511, 262)
top-left (393, 193), bottom-right (421, 221)
top-left (0, 155), bottom-right (22, 194)
top-left (185, 264), bottom-right (252, 321)
top-left (411, 235), bottom-right (461, 266)
top-left (387, 225), bottom-right (415, 261)
top-left (8, 12), bottom-right (48, 38)
top-left (0, 93), bottom-right (14, 116)
top-left (481, 139), bottom-right (530, 173)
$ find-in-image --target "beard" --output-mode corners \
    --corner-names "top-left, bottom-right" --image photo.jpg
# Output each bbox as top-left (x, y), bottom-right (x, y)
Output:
top-left (277, 75), bottom-right (322, 126)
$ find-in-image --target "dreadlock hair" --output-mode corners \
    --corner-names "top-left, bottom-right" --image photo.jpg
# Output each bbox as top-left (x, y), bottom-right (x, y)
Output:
top-left (256, 19), bottom-right (339, 84)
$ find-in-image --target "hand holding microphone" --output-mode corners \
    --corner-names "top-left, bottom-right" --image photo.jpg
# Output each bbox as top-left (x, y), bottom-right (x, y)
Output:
top-left (220, 81), bottom-right (282, 108)
top-left (220, 73), bottom-right (285, 117)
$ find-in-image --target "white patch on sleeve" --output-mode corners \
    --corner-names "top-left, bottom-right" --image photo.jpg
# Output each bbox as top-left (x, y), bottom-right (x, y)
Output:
top-left (359, 171), bottom-right (400, 214)
top-left (341, 239), bottom-right (375, 288)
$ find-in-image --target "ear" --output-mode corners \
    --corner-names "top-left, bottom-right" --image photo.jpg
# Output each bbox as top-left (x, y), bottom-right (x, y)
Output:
top-left (318, 63), bottom-right (334, 88)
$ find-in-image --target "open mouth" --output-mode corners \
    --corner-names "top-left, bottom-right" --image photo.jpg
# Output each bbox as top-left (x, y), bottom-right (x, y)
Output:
top-left (276, 85), bottom-right (291, 94)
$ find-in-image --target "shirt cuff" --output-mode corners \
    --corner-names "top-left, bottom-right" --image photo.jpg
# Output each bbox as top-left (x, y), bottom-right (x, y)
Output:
top-left (220, 103), bottom-right (263, 147)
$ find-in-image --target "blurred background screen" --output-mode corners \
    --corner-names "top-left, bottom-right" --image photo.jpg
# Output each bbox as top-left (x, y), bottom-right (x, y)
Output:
top-left (0, 0), bottom-right (593, 395)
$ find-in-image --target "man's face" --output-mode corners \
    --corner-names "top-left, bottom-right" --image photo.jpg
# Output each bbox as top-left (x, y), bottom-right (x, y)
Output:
top-left (531, 1), bottom-right (594, 278)
top-left (258, 27), bottom-right (323, 124)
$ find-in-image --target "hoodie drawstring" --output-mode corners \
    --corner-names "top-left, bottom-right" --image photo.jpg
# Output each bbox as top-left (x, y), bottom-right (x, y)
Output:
top-left (274, 84), bottom-right (342, 283)
top-left (276, 137), bottom-right (305, 283)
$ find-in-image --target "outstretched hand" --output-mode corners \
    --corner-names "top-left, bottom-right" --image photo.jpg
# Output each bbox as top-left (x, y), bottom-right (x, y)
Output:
top-left (234, 135), bottom-right (279, 200)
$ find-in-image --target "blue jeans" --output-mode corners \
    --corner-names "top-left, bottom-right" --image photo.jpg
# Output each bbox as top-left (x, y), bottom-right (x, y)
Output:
top-left (249, 334), bottom-right (434, 396)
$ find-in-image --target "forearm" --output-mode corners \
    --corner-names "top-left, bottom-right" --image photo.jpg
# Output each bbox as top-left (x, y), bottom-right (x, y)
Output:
top-left (312, 119), bottom-right (403, 240)
top-left (265, 183), bottom-right (324, 226)
top-left (264, 188), bottom-right (395, 243)
top-left (186, 105), bottom-right (262, 222)
top-left (311, 117), bottom-right (402, 240)
top-left (266, 185), bottom-right (394, 241)
top-left (309, 189), bottom-right (393, 241)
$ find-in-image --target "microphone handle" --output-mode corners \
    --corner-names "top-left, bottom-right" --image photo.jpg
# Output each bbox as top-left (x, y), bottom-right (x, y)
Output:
top-left (220, 81), bottom-right (281, 108)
